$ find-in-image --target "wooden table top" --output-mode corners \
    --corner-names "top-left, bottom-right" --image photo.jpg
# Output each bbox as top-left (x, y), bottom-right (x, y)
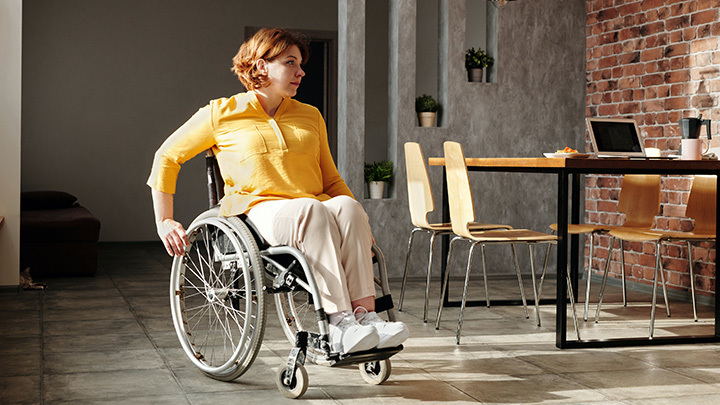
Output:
top-left (428, 157), bottom-right (720, 171)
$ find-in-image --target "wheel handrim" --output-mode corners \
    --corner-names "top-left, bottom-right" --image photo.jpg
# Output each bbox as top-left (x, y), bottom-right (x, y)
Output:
top-left (171, 218), bottom-right (259, 375)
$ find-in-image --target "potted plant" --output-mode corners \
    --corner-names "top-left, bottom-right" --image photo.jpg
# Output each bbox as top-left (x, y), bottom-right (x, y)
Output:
top-left (415, 94), bottom-right (441, 127)
top-left (465, 47), bottom-right (494, 82)
top-left (364, 160), bottom-right (394, 199)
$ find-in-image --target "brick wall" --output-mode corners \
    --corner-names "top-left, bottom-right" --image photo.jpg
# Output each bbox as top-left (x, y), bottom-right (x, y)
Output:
top-left (585, 0), bottom-right (719, 295)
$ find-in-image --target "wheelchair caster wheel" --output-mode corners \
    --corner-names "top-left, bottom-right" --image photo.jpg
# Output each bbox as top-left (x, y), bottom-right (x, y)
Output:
top-left (276, 362), bottom-right (308, 399)
top-left (359, 358), bottom-right (391, 385)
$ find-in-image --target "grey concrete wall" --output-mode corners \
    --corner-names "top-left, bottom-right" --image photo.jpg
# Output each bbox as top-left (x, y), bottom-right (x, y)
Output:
top-left (355, 0), bottom-right (586, 279)
top-left (21, 0), bottom-right (339, 241)
top-left (364, 0), bottom-right (390, 165)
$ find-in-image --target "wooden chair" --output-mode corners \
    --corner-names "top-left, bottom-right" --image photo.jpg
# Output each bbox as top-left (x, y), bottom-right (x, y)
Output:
top-left (590, 174), bottom-right (669, 323)
top-left (602, 175), bottom-right (716, 337)
top-left (436, 141), bottom-right (580, 343)
top-left (549, 174), bottom-right (662, 321)
top-left (399, 142), bottom-right (512, 322)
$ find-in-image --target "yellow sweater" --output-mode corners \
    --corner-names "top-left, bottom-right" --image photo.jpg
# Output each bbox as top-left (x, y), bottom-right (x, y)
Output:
top-left (147, 91), bottom-right (353, 216)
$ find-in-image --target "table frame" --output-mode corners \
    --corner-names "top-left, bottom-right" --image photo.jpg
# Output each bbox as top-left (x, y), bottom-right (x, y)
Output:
top-left (429, 157), bottom-right (720, 349)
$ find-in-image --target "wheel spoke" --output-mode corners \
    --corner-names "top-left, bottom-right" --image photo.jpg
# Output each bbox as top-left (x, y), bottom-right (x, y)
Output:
top-left (209, 300), bottom-right (235, 342)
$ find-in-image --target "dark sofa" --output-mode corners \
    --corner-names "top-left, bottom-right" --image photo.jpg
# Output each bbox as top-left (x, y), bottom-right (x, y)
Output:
top-left (21, 191), bottom-right (101, 278)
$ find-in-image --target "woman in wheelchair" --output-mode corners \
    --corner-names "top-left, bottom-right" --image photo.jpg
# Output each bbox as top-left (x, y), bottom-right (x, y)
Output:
top-left (147, 27), bottom-right (408, 355)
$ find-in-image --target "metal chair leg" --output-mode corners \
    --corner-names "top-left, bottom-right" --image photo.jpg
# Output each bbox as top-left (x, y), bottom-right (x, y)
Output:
top-left (536, 242), bottom-right (552, 300)
top-left (658, 255), bottom-right (671, 318)
top-left (650, 241), bottom-right (661, 338)
top-left (566, 270), bottom-right (581, 341)
top-left (595, 236), bottom-right (615, 323)
top-left (398, 228), bottom-right (420, 311)
top-left (436, 237), bottom-right (459, 330)
top-left (423, 232), bottom-right (439, 323)
top-left (511, 244), bottom-right (529, 319)
top-left (535, 241), bottom-right (578, 338)
top-left (688, 241), bottom-right (698, 322)
top-left (457, 242), bottom-right (479, 344)
top-left (620, 240), bottom-right (627, 307)
top-left (480, 244), bottom-right (490, 307)
top-left (584, 233), bottom-right (595, 322)
top-left (528, 244), bottom-right (541, 326)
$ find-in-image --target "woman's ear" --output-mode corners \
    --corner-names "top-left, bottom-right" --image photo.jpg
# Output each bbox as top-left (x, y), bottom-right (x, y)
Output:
top-left (255, 59), bottom-right (267, 75)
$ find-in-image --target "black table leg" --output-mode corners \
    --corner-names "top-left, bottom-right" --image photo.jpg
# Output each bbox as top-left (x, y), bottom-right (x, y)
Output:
top-left (715, 174), bottom-right (719, 338)
top-left (556, 169), bottom-right (569, 348)
top-left (570, 173), bottom-right (581, 294)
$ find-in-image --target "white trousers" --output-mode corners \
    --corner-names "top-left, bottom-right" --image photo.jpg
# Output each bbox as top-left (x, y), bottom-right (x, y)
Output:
top-left (247, 196), bottom-right (375, 313)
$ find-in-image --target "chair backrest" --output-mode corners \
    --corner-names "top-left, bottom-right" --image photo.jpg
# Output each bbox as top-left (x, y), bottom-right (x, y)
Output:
top-left (686, 175), bottom-right (716, 235)
top-left (443, 141), bottom-right (476, 239)
top-left (617, 174), bottom-right (662, 228)
top-left (404, 142), bottom-right (435, 228)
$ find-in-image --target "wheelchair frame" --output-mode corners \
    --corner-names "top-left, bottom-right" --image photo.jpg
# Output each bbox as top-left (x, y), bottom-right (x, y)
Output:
top-left (168, 150), bottom-right (401, 398)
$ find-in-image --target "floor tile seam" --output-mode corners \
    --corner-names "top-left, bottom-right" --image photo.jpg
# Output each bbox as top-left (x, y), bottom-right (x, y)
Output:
top-left (103, 262), bottom-right (192, 403)
top-left (557, 367), bottom-right (720, 400)
top-left (40, 364), bottom-right (173, 377)
top-left (42, 333), bottom-right (161, 342)
top-left (42, 327), bottom-right (158, 339)
top-left (668, 366), bottom-right (720, 386)
top-left (393, 353), bottom-right (485, 403)
top-left (440, 378), bottom-right (490, 403)
top-left (651, 365), bottom-right (720, 391)
top-left (503, 369), bottom-right (625, 403)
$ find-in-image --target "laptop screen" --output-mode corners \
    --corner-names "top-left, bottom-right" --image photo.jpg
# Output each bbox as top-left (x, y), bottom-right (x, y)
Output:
top-left (587, 118), bottom-right (645, 157)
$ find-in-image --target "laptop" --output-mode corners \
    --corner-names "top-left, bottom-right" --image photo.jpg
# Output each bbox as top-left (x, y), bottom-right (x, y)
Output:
top-left (587, 118), bottom-right (646, 158)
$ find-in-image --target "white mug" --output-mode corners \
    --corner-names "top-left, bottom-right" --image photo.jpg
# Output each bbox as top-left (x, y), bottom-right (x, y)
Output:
top-left (681, 138), bottom-right (709, 160)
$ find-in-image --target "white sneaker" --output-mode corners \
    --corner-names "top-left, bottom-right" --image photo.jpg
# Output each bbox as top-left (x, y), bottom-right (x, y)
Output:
top-left (355, 308), bottom-right (410, 349)
top-left (328, 314), bottom-right (379, 354)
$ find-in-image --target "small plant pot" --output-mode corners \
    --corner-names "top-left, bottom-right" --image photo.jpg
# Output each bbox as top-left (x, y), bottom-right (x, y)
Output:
top-left (368, 181), bottom-right (385, 199)
top-left (467, 68), bottom-right (483, 82)
top-left (418, 112), bottom-right (437, 127)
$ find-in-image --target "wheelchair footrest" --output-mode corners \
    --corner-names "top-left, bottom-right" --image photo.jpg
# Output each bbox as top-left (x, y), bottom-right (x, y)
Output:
top-left (327, 345), bottom-right (403, 368)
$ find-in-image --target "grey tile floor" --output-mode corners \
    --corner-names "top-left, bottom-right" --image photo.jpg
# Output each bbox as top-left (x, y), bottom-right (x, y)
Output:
top-left (2, 242), bottom-right (720, 404)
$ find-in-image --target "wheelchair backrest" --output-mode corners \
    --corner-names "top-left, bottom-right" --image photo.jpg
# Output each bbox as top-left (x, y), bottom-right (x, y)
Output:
top-left (206, 149), bottom-right (225, 208)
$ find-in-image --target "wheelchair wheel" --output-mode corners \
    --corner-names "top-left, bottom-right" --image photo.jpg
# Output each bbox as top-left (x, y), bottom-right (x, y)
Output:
top-left (170, 215), bottom-right (266, 381)
top-left (359, 359), bottom-right (391, 385)
top-left (275, 361), bottom-right (309, 399)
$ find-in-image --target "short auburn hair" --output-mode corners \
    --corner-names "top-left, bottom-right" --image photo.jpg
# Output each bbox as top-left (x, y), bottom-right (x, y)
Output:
top-left (231, 28), bottom-right (309, 90)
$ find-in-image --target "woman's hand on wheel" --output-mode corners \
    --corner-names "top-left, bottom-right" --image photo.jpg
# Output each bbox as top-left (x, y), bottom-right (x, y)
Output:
top-left (157, 218), bottom-right (189, 257)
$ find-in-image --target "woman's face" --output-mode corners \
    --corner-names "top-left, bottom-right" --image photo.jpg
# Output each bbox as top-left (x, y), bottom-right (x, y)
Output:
top-left (260, 45), bottom-right (305, 98)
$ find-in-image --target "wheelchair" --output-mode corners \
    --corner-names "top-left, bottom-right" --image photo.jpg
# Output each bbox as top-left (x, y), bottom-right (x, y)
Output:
top-left (168, 151), bottom-right (402, 398)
